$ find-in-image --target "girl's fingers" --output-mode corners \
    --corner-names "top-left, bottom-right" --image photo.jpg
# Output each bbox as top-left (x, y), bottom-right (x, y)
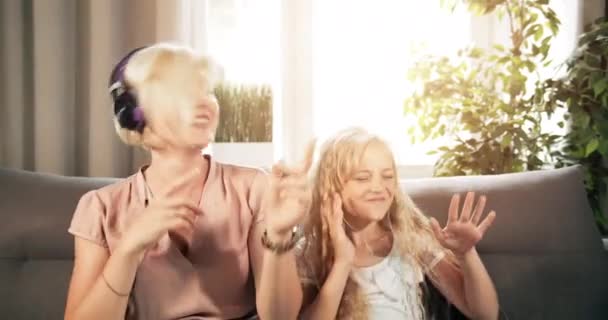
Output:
top-left (477, 210), bottom-right (497, 235)
top-left (448, 194), bottom-right (460, 223)
top-left (471, 195), bottom-right (487, 225)
top-left (459, 191), bottom-right (475, 222)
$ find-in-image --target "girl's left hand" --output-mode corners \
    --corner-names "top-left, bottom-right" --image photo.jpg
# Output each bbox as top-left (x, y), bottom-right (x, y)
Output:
top-left (324, 193), bottom-right (355, 267)
top-left (430, 192), bottom-right (496, 256)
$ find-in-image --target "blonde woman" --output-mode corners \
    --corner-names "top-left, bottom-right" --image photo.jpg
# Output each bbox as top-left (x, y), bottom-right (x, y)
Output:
top-left (298, 127), bottom-right (499, 320)
top-left (64, 44), bottom-right (310, 320)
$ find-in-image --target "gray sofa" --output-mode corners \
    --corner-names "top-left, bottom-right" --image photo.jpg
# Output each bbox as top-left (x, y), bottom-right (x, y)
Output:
top-left (1, 165), bottom-right (607, 319)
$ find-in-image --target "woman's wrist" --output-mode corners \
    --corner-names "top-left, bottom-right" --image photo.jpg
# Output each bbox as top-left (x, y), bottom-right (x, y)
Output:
top-left (114, 242), bottom-right (146, 265)
top-left (261, 225), bottom-right (301, 254)
top-left (265, 227), bottom-right (294, 243)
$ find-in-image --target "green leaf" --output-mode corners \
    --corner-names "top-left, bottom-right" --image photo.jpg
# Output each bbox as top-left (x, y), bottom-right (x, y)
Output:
top-left (532, 45), bottom-right (540, 55)
top-left (541, 36), bottom-right (552, 47)
top-left (548, 21), bottom-right (559, 35)
top-left (586, 138), bottom-right (599, 157)
top-left (501, 134), bottom-right (512, 149)
top-left (491, 124), bottom-right (510, 139)
top-left (593, 80), bottom-right (608, 97)
top-left (493, 44), bottom-right (506, 52)
top-left (575, 113), bottom-right (591, 127)
top-left (534, 27), bottom-right (544, 42)
top-left (599, 140), bottom-right (608, 156)
top-left (396, 0), bottom-right (576, 177)
top-left (524, 60), bottom-right (536, 72)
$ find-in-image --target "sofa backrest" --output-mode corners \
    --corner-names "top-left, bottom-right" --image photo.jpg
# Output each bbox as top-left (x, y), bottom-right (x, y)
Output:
top-left (402, 165), bottom-right (608, 319)
top-left (1, 165), bottom-right (607, 319)
top-left (0, 168), bottom-right (117, 319)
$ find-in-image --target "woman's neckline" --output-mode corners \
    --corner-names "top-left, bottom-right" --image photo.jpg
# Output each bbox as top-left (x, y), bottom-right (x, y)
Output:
top-left (136, 153), bottom-right (215, 208)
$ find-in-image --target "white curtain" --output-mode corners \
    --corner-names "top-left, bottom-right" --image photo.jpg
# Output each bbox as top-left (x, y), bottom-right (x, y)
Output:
top-left (0, 0), bottom-right (203, 177)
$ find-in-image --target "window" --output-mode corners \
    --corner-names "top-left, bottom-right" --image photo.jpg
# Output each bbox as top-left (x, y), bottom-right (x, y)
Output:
top-left (312, 1), bottom-right (472, 165)
top-left (205, 0), bottom-right (281, 167)
top-left (199, 0), bottom-right (580, 171)
top-left (207, 0), bottom-right (280, 86)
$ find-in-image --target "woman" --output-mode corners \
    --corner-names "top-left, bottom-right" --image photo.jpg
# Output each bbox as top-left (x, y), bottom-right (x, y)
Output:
top-left (64, 43), bottom-right (310, 320)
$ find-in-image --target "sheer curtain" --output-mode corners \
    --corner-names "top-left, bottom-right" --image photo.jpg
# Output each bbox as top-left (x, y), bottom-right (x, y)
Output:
top-left (0, 0), bottom-right (199, 177)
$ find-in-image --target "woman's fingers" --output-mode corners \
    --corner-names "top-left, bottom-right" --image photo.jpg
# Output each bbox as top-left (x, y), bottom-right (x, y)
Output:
top-left (162, 199), bottom-right (202, 215)
top-left (174, 207), bottom-right (197, 225)
top-left (271, 139), bottom-right (316, 177)
top-left (297, 139), bottom-right (317, 175)
top-left (276, 176), bottom-right (308, 193)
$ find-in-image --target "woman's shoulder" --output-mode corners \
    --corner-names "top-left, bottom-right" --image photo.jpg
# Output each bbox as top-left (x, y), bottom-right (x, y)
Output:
top-left (212, 161), bottom-right (270, 214)
top-left (69, 174), bottom-right (138, 246)
top-left (214, 160), bottom-right (269, 188)
top-left (215, 160), bottom-right (268, 177)
top-left (79, 173), bottom-right (138, 206)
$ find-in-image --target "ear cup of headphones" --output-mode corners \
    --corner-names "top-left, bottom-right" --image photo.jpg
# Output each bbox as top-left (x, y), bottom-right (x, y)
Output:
top-left (114, 91), bottom-right (145, 131)
top-left (109, 46), bottom-right (149, 132)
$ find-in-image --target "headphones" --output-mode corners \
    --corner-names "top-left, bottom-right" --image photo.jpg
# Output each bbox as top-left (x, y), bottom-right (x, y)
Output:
top-left (108, 47), bottom-right (147, 132)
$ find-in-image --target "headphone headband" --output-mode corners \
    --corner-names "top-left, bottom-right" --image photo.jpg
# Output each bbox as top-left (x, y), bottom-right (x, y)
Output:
top-left (109, 46), bottom-right (147, 132)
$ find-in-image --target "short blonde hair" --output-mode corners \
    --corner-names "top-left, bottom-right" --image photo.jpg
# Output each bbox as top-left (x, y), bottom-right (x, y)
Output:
top-left (111, 43), bottom-right (216, 147)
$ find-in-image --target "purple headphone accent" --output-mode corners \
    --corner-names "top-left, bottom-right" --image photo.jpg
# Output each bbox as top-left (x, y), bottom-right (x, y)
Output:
top-left (132, 106), bottom-right (145, 123)
top-left (109, 46), bottom-right (147, 132)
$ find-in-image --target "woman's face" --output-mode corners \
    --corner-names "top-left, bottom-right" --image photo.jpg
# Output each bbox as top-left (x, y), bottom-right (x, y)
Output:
top-left (145, 62), bottom-right (219, 150)
top-left (340, 142), bottom-right (397, 227)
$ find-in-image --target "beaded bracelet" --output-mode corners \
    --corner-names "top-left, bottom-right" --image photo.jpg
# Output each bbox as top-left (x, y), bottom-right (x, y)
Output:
top-left (261, 226), bottom-right (301, 254)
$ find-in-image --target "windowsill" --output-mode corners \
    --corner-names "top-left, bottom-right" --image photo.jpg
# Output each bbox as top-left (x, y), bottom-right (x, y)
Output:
top-left (398, 164), bottom-right (435, 179)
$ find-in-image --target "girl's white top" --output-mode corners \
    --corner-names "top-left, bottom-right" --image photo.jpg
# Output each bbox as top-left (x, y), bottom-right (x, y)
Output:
top-left (352, 244), bottom-right (444, 319)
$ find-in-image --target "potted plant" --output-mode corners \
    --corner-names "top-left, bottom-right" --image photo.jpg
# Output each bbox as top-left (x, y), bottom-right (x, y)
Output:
top-left (403, 0), bottom-right (561, 176)
top-left (211, 83), bottom-right (274, 167)
top-left (543, 17), bottom-right (608, 236)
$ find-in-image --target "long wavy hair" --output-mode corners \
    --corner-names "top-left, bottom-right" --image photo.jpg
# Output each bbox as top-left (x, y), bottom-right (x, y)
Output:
top-left (298, 127), bottom-right (458, 319)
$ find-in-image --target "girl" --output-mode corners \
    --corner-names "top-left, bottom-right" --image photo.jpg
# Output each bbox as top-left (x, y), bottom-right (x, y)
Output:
top-left (298, 127), bottom-right (499, 319)
top-left (64, 43), bottom-right (310, 320)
